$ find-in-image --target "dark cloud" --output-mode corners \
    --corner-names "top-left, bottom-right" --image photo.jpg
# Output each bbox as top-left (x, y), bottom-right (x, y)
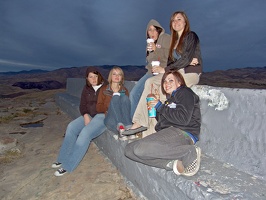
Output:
top-left (0, 0), bottom-right (266, 72)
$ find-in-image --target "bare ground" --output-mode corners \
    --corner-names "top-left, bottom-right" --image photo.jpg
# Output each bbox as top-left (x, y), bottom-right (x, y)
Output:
top-left (0, 89), bottom-right (139, 200)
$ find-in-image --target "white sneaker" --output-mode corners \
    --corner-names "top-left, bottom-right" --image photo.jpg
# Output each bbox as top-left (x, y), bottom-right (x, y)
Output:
top-left (51, 162), bottom-right (62, 168)
top-left (182, 146), bottom-right (201, 176)
top-left (54, 168), bottom-right (67, 176)
top-left (172, 146), bottom-right (201, 176)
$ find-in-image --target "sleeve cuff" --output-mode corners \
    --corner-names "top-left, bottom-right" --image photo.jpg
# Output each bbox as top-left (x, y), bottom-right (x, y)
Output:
top-left (154, 101), bottom-right (162, 110)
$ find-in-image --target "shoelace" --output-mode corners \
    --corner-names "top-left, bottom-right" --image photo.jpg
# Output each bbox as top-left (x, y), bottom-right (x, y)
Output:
top-left (184, 159), bottom-right (197, 173)
top-left (58, 168), bottom-right (66, 173)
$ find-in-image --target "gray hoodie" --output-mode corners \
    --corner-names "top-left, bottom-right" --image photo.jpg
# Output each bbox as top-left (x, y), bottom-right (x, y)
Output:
top-left (146, 19), bottom-right (171, 73)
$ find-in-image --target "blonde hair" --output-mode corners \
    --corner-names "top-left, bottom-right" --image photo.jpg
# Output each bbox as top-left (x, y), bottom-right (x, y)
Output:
top-left (107, 66), bottom-right (125, 85)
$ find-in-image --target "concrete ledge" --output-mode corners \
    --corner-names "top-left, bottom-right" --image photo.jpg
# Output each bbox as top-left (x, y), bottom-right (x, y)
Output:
top-left (55, 78), bottom-right (266, 199)
top-left (94, 130), bottom-right (266, 200)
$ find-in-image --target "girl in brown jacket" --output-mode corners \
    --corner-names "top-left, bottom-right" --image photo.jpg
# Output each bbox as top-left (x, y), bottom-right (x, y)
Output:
top-left (96, 66), bottom-right (132, 140)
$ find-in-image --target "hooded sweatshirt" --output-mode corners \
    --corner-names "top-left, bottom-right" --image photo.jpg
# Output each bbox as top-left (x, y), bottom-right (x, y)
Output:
top-left (146, 19), bottom-right (171, 73)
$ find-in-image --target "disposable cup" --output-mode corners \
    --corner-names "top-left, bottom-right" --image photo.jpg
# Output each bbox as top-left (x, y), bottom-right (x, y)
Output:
top-left (151, 61), bottom-right (160, 75)
top-left (146, 97), bottom-right (156, 117)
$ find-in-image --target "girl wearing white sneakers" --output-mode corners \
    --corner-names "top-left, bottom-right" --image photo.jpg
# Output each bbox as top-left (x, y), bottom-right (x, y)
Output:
top-left (125, 70), bottom-right (201, 176)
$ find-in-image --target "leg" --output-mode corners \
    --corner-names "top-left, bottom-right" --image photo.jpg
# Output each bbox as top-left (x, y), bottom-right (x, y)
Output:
top-left (104, 95), bottom-right (132, 132)
top-left (125, 126), bottom-right (196, 169)
top-left (132, 74), bottom-right (166, 133)
top-left (129, 73), bottom-right (152, 118)
top-left (57, 116), bottom-right (85, 164)
top-left (62, 114), bottom-right (106, 172)
top-left (178, 68), bottom-right (200, 88)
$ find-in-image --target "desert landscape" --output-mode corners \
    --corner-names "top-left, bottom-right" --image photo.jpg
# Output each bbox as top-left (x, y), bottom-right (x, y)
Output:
top-left (0, 89), bottom-right (139, 200)
top-left (0, 65), bottom-right (265, 199)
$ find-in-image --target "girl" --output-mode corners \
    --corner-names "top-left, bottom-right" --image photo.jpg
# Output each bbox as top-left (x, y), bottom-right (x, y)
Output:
top-left (52, 67), bottom-right (107, 176)
top-left (96, 66), bottom-right (132, 140)
top-left (124, 11), bottom-right (202, 137)
top-left (125, 70), bottom-right (201, 176)
top-left (129, 19), bottom-right (171, 117)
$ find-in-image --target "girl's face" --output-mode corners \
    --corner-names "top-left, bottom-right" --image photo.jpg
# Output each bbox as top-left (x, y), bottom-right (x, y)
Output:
top-left (172, 13), bottom-right (186, 33)
top-left (163, 74), bottom-right (181, 94)
top-left (87, 72), bottom-right (98, 86)
top-left (147, 25), bottom-right (159, 40)
top-left (111, 69), bottom-right (122, 83)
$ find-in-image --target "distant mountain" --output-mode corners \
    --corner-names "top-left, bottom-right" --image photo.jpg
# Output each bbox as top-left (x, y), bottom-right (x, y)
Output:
top-left (199, 67), bottom-right (266, 89)
top-left (0, 65), bottom-right (265, 97)
top-left (0, 69), bottom-right (49, 76)
top-left (0, 65), bottom-right (147, 93)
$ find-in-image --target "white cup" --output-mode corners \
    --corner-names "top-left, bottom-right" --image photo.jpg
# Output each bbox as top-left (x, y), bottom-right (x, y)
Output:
top-left (146, 38), bottom-right (154, 52)
top-left (151, 61), bottom-right (160, 75)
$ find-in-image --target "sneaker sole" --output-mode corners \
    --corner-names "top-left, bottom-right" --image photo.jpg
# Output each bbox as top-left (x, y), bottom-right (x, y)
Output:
top-left (173, 160), bottom-right (181, 175)
top-left (51, 163), bottom-right (62, 168)
top-left (54, 171), bottom-right (67, 177)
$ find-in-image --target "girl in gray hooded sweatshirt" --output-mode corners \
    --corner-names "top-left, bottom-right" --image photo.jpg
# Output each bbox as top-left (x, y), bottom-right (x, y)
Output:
top-left (129, 19), bottom-right (171, 118)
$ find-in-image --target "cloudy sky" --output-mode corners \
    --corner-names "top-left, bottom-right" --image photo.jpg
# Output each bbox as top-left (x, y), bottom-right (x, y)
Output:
top-left (1, 0), bottom-right (266, 73)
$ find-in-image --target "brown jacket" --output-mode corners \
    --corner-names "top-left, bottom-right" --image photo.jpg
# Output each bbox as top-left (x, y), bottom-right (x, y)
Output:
top-left (96, 84), bottom-right (129, 115)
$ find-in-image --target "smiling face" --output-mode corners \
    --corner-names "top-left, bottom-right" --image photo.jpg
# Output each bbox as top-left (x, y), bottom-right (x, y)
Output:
top-left (171, 13), bottom-right (186, 34)
top-left (87, 72), bottom-right (98, 86)
top-left (147, 25), bottom-right (159, 40)
top-left (163, 74), bottom-right (181, 94)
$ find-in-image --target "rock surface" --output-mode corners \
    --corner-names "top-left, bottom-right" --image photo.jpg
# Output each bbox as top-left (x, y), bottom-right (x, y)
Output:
top-left (0, 90), bottom-right (139, 200)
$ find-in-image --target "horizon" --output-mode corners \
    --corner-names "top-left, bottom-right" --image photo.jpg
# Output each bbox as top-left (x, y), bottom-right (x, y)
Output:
top-left (1, 64), bottom-right (266, 74)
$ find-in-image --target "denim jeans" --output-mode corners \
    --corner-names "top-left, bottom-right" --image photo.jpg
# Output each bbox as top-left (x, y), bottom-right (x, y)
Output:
top-left (57, 114), bottom-right (106, 172)
top-left (104, 95), bottom-right (132, 133)
top-left (129, 73), bottom-right (153, 118)
top-left (125, 126), bottom-right (196, 170)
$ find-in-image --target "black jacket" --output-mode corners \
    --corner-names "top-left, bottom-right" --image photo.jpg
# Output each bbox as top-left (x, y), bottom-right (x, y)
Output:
top-left (155, 86), bottom-right (201, 136)
top-left (166, 31), bottom-right (203, 74)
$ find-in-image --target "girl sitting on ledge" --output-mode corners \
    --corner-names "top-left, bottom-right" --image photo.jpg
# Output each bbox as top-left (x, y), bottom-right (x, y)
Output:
top-left (125, 70), bottom-right (202, 176)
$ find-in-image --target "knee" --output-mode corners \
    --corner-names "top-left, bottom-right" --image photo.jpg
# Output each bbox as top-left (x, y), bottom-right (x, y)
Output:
top-left (124, 144), bottom-right (133, 158)
top-left (121, 96), bottom-right (130, 104)
top-left (132, 143), bottom-right (147, 157)
top-left (66, 121), bottom-right (75, 132)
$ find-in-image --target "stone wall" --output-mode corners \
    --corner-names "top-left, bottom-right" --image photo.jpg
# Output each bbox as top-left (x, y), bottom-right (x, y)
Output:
top-left (55, 78), bottom-right (266, 199)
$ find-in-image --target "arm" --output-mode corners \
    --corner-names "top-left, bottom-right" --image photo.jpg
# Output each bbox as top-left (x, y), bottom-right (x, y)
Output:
top-left (150, 33), bottom-right (171, 68)
top-left (96, 87), bottom-right (107, 114)
top-left (147, 33), bottom-right (171, 74)
top-left (79, 86), bottom-right (92, 125)
top-left (79, 86), bottom-right (87, 115)
top-left (157, 89), bottom-right (195, 126)
top-left (166, 32), bottom-right (199, 71)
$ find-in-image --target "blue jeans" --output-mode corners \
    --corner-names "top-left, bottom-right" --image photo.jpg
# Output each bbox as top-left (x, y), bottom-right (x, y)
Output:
top-left (104, 95), bottom-right (132, 133)
top-left (129, 73), bottom-right (153, 118)
top-left (57, 114), bottom-right (106, 172)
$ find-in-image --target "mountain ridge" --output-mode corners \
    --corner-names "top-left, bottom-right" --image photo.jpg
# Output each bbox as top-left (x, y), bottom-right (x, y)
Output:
top-left (0, 65), bottom-right (265, 98)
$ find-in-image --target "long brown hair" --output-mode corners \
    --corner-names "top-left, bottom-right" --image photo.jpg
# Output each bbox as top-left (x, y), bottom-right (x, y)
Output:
top-left (169, 11), bottom-right (191, 61)
top-left (161, 69), bottom-right (186, 95)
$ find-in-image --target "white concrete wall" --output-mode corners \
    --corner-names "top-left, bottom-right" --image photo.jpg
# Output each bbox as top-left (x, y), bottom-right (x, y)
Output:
top-left (61, 78), bottom-right (266, 181)
top-left (192, 85), bottom-right (266, 181)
